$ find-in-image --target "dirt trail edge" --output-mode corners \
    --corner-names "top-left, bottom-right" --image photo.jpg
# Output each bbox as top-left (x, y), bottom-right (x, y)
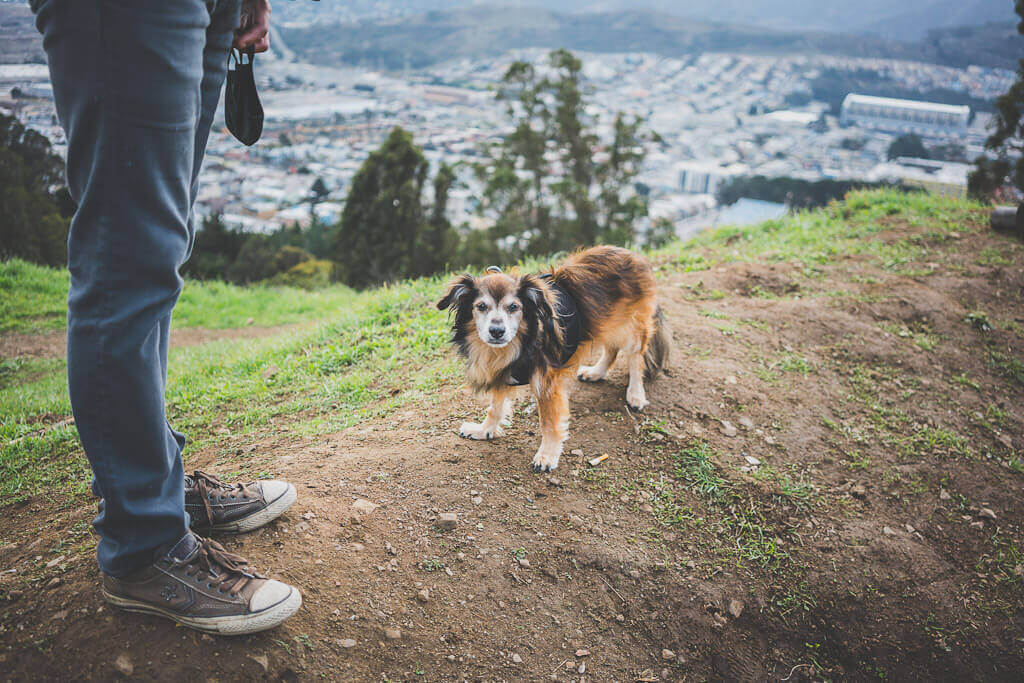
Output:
top-left (1, 212), bottom-right (1022, 680)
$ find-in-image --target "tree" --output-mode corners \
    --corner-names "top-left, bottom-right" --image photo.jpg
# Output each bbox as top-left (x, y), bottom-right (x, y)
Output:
top-left (0, 113), bottom-right (70, 267)
top-left (331, 126), bottom-right (428, 289)
top-left (416, 162), bottom-right (460, 277)
top-left (183, 214), bottom-right (246, 280)
top-left (310, 177), bottom-right (329, 204)
top-left (480, 49), bottom-right (649, 259)
top-left (887, 134), bottom-right (928, 160)
top-left (968, 1), bottom-right (1024, 199)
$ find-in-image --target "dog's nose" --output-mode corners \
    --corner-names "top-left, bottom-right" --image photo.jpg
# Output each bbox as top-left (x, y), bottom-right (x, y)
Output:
top-left (489, 324), bottom-right (505, 340)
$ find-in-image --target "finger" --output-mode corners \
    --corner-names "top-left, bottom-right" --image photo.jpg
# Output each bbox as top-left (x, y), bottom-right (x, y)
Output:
top-left (252, 32), bottom-right (270, 53)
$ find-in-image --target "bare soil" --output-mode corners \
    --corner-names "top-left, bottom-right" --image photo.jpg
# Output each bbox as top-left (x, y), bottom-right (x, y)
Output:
top-left (1, 214), bottom-right (1022, 681)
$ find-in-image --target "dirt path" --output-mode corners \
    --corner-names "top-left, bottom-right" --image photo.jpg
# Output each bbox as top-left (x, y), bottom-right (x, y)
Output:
top-left (0, 325), bottom-right (299, 360)
top-left (1, 215), bottom-right (1022, 680)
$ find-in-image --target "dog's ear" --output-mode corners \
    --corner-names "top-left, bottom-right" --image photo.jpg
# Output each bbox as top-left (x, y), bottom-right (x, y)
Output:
top-left (519, 275), bottom-right (564, 365)
top-left (437, 274), bottom-right (476, 311)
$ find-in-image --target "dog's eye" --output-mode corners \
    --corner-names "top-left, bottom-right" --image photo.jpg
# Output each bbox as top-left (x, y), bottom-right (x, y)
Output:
top-left (507, 303), bottom-right (520, 313)
top-left (475, 302), bottom-right (488, 312)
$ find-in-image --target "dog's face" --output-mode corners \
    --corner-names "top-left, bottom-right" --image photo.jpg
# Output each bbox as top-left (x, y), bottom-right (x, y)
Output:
top-left (437, 271), bottom-right (562, 375)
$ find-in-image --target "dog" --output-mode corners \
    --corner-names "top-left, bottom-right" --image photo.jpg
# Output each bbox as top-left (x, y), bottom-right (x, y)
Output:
top-left (437, 245), bottom-right (670, 472)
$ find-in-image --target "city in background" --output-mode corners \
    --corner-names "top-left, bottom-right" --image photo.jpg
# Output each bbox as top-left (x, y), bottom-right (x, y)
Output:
top-left (1, 0), bottom-right (1019, 261)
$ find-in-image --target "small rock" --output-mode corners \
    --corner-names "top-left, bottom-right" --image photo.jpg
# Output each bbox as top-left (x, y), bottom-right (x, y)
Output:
top-left (719, 421), bottom-right (738, 437)
top-left (725, 375), bottom-right (738, 385)
top-left (438, 512), bottom-right (458, 530)
top-left (970, 520), bottom-right (984, 530)
top-left (978, 508), bottom-right (997, 520)
top-left (1014, 564), bottom-right (1024, 577)
top-left (691, 424), bottom-right (706, 437)
top-left (249, 654), bottom-right (269, 671)
top-left (728, 599), bottom-right (744, 618)
top-left (939, 489), bottom-right (951, 501)
top-left (417, 589), bottom-right (430, 602)
top-left (384, 628), bottom-right (402, 640)
top-left (114, 653), bottom-right (133, 676)
top-left (51, 610), bottom-right (68, 621)
top-left (576, 649), bottom-right (591, 657)
top-left (764, 435), bottom-right (776, 445)
top-left (882, 526), bottom-right (896, 536)
top-left (851, 485), bottom-right (867, 499)
top-left (547, 476), bottom-right (563, 487)
top-left (350, 542), bottom-right (365, 552)
top-left (46, 577), bottom-right (62, 589)
top-left (512, 653), bottom-right (523, 664)
top-left (641, 504), bottom-right (654, 514)
top-left (517, 558), bottom-right (531, 568)
top-left (471, 496), bottom-right (483, 506)
top-left (997, 433), bottom-right (1013, 449)
top-left (738, 416), bottom-right (754, 429)
top-left (571, 449), bottom-right (585, 457)
top-left (351, 499), bottom-right (378, 515)
top-left (905, 524), bottom-right (916, 534)
top-left (261, 364), bottom-right (279, 380)
top-left (744, 455), bottom-right (761, 466)
top-left (45, 555), bottom-right (65, 569)
top-left (662, 648), bottom-right (676, 661)
top-left (337, 638), bottom-right (357, 649)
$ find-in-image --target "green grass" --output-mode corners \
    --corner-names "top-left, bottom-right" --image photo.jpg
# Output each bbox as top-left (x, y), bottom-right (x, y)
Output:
top-left (0, 258), bottom-right (357, 333)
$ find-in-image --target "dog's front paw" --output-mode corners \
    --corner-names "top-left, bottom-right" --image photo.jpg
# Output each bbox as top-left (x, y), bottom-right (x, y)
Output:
top-left (626, 388), bottom-right (649, 412)
top-left (531, 446), bottom-right (562, 473)
top-left (577, 365), bottom-right (607, 382)
top-left (459, 421), bottom-right (502, 440)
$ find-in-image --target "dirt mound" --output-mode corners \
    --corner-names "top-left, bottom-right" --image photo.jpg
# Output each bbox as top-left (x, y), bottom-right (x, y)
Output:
top-left (1, 211), bottom-right (1022, 680)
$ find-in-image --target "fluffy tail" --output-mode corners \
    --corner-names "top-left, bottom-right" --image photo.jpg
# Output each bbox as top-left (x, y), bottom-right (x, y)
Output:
top-left (644, 306), bottom-right (671, 380)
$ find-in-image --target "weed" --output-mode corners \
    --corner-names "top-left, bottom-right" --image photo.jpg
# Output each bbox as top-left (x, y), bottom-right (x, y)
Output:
top-left (964, 311), bottom-right (993, 332)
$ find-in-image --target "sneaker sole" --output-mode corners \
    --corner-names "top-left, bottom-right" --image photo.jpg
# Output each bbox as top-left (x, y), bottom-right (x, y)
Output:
top-left (205, 483), bottom-right (297, 534)
top-left (103, 585), bottom-right (301, 635)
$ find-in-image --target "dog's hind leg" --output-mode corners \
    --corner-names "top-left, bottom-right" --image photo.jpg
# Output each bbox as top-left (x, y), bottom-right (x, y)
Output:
top-left (625, 334), bottom-right (650, 412)
top-left (578, 346), bottom-right (618, 382)
top-left (531, 373), bottom-right (571, 472)
top-left (460, 387), bottom-right (513, 440)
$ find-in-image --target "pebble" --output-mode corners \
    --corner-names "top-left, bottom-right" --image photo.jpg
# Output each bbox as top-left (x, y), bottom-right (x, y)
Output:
top-left (46, 577), bottom-right (62, 589)
top-left (576, 649), bottom-right (590, 657)
top-left (738, 416), bottom-right (754, 429)
top-left (691, 424), bottom-right (706, 437)
top-left (350, 543), bottom-right (365, 552)
top-left (978, 508), bottom-right (997, 520)
top-left (725, 375), bottom-right (738, 385)
top-left (351, 499), bottom-right (378, 515)
top-left (471, 496), bottom-right (483, 506)
top-left (571, 449), bottom-right (585, 457)
top-left (438, 512), bottom-right (458, 530)
top-left (114, 653), bottom-right (133, 676)
top-left (719, 421), bottom-right (738, 437)
top-left (764, 435), bottom-right (776, 445)
top-left (662, 648), bottom-right (676, 661)
top-left (517, 558), bottom-right (531, 568)
top-left (744, 455), bottom-right (761, 466)
top-left (882, 526), bottom-right (896, 536)
top-left (939, 489), bottom-right (951, 501)
top-left (249, 654), bottom-right (269, 671)
top-left (728, 599), bottom-right (744, 618)
top-left (384, 628), bottom-right (402, 640)
top-left (512, 653), bottom-right (522, 664)
top-left (417, 589), bottom-right (430, 602)
top-left (337, 638), bottom-right (357, 649)
top-left (970, 521), bottom-right (984, 530)
top-left (45, 556), bottom-right (65, 569)
top-left (547, 476), bottom-right (563, 487)
top-left (851, 485), bottom-right (867, 499)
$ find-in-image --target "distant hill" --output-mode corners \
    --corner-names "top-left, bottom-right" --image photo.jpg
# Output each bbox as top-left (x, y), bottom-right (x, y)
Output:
top-left (279, 6), bottom-right (1023, 71)
top-left (276, 0), bottom-right (1015, 41)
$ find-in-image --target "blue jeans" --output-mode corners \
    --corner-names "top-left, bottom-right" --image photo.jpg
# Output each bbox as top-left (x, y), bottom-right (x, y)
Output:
top-left (32, 0), bottom-right (241, 576)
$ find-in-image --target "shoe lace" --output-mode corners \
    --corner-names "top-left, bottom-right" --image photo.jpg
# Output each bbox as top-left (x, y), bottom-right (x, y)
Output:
top-left (181, 535), bottom-right (259, 597)
top-left (187, 470), bottom-right (257, 524)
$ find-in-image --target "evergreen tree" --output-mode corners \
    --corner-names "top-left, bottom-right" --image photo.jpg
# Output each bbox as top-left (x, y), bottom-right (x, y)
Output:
top-left (0, 113), bottom-right (70, 267)
top-left (416, 162), bottom-right (460, 276)
top-left (331, 126), bottom-right (428, 289)
top-left (968, 1), bottom-right (1024, 199)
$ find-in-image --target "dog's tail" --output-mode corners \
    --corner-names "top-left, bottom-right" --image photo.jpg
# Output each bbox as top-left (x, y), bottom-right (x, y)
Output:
top-left (644, 306), bottom-right (671, 380)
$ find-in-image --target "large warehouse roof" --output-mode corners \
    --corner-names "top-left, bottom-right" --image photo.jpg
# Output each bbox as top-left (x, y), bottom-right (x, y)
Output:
top-left (841, 94), bottom-right (969, 117)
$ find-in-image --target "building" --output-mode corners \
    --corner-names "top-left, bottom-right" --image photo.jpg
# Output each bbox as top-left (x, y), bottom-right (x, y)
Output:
top-left (840, 94), bottom-right (969, 139)
top-left (675, 161), bottom-right (748, 195)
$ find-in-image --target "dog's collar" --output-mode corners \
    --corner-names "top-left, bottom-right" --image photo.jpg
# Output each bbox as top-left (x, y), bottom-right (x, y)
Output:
top-left (508, 274), bottom-right (581, 386)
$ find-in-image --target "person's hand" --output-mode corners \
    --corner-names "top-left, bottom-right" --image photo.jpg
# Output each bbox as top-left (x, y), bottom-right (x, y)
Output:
top-left (234, 0), bottom-right (271, 53)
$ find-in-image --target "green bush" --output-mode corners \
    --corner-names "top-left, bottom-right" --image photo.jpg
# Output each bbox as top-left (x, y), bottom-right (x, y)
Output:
top-left (267, 258), bottom-right (335, 290)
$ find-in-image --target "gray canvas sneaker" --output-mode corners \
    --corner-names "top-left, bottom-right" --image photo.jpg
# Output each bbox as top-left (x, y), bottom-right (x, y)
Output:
top-left (185, 470), bottom-right (296, 533)
top-left (102, 533), bottom-right (301, 635)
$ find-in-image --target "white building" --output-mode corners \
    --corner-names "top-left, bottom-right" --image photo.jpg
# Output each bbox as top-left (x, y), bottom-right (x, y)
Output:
top-left (675, 161), bottom-right (748, 195)
top-left (839, 94), bottom-right (969, 139)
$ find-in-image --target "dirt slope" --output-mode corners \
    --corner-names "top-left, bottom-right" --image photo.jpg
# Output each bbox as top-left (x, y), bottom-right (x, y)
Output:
top-left (1, 208), bottom-right (1022, 681)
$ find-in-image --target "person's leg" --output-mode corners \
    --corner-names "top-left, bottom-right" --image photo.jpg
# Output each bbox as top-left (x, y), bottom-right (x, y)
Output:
top-left (35, 0), bottom-right (209, 577)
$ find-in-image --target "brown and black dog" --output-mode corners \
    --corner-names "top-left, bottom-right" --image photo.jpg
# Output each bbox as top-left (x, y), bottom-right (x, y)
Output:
top-left (437, 246), bottom-right (670, 472)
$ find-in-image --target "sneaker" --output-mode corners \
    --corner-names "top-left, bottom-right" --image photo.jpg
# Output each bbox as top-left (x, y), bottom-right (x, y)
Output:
top-left (102, 533), bottom-right (301, 635)
top-left (185, 470), bottom-right (296, 534)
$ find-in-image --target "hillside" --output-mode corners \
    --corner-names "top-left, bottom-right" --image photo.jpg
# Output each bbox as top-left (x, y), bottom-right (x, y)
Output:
top-left (279, 6), bottom-right (1023, 71)
top-left (274, 0), bottom-right (1014, 41)
top-left (1, 190), bottom-right (1022, 679)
